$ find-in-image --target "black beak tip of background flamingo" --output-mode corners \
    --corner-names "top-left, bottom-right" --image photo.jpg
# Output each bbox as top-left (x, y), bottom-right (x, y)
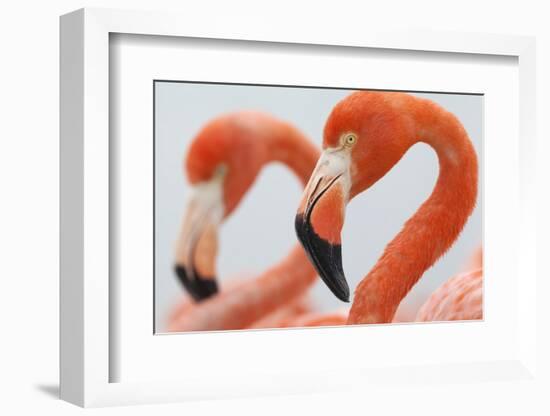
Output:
top-left (294, 214), bottom-right (350, 303)
top-left (174, 265), bottom-right (219, 301)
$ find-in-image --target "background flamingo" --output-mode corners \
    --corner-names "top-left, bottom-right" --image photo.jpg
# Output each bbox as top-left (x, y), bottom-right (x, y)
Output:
top-left (167, 111), bottom-right (321, 331)
top-left (413, 245), bottom-right (483, 322)
top-left (416, 268), bottom-right (482, 321)
top-left (167, 278), bottom-right (312, 329)
top-left (295, 91), bottom-right (482, 325)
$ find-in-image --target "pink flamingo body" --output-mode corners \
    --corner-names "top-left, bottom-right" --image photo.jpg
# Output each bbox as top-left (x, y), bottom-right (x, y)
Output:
top-left (416, 268), bottom-right (482, 321)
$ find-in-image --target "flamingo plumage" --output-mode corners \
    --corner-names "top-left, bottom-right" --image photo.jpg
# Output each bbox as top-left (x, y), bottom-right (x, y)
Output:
top-left (295, 91), bottom-right (482, 325)
top-left (168, 111), bottom-right (320, 331)
top-left (416, 268), bottom-right (482, 321)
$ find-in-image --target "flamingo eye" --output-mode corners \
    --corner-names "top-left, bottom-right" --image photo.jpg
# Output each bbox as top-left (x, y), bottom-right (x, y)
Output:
top-left (342, 133), bottom-right (357, 147)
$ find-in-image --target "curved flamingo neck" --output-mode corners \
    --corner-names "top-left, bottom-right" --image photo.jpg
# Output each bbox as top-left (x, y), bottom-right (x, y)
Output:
top-left (348, 99), bottom-right (478, 324)
top-left (252, 122), bottom-right (319, 308)
top-left (253, 119), bottom-right (320, 274)
top-left (264, 122), bottom-right (319, 186)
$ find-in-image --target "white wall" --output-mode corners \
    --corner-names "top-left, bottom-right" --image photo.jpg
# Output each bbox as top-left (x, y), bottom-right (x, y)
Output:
top-left (1, 1), bottom-right (549, 415)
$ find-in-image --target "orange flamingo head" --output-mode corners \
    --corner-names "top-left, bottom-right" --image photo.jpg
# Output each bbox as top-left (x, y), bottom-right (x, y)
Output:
top-left (174, 113), bottom-right (273, 301)
top-left (295, 91), bottom-right (415, 301)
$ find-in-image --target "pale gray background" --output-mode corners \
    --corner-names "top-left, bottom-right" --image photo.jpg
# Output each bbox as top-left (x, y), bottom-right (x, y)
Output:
top-left (154, 82), bottom-right (483, 332)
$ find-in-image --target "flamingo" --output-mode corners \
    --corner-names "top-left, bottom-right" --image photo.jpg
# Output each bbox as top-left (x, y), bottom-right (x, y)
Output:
top-left (295, 91), bottom-right (482, 325)
top-left (168, 111), bottom-right (320, 331)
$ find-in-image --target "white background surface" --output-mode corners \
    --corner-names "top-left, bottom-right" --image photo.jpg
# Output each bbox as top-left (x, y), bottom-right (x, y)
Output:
top-left (1, 1), bottom-right (548, 415)
top-left (154, 82), bottom-right (483, 331)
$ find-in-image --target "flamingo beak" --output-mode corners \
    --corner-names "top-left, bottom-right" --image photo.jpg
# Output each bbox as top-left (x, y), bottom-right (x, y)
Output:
top-left (174, 179), bottom-right (224, 301)
top-left (295, 150), bottom-right (351, 302)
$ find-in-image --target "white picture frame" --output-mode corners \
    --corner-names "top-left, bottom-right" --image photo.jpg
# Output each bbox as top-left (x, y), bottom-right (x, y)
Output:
top-left (60, 7), bottom-right (538, 408)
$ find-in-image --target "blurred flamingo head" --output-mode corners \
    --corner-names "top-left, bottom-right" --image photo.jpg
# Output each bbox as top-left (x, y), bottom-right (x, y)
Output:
top-left (174, 112), bottom-right (270, 301)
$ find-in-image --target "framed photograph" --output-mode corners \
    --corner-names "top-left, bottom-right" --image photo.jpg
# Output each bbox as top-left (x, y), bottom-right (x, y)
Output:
top-left (60, 8), bottom-right (538, 407)
top-left (153, 81), bottom-right (483, 334)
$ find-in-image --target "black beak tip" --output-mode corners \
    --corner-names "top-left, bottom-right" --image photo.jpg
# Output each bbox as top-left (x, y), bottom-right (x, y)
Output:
top-left (320, 269), bottom-right (350, 303)
top-left (174, 265), bottom-right (218, 301)
top-left (295, 213), bottom-right (350, 303)
top-left (332, 282), bottom-right (350, 303)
